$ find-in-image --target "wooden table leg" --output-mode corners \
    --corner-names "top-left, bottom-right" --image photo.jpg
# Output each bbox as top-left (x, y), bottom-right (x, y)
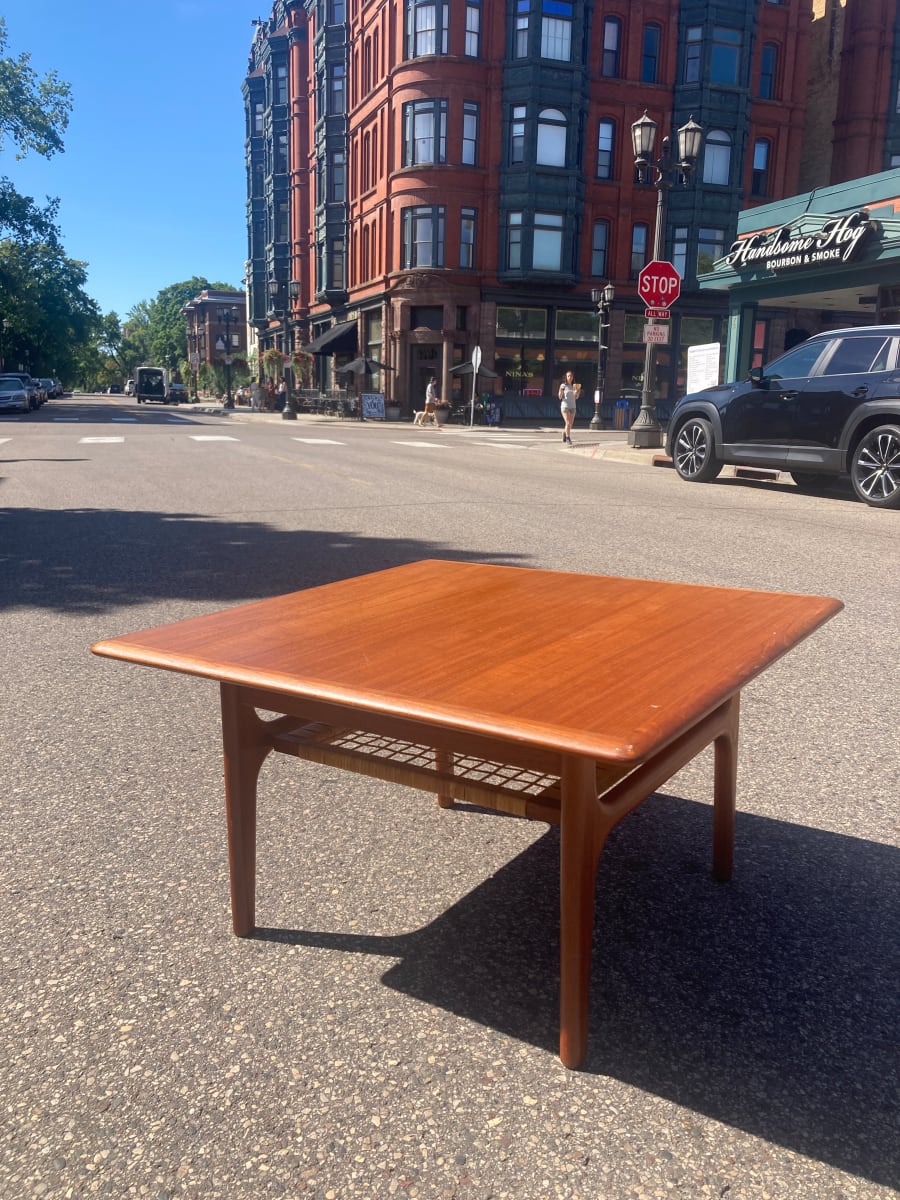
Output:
top-left (220, 683), bottom-right (272, 936)
top-left (559, 754), bottom-right (611, 1070)
top-left (713, 693), bottom-right (740, 881)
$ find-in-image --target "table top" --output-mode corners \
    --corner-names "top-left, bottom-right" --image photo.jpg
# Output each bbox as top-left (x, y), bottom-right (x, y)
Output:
top-left (92, 560), bottom-right (842, 763)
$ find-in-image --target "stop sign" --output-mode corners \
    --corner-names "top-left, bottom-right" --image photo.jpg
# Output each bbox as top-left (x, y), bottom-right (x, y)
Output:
top-left (638, 260), bottom-right (682, 310)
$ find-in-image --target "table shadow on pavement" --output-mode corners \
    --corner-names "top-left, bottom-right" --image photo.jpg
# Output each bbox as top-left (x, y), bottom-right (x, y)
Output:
top-left (255, 795), bottom-right (898, 1189)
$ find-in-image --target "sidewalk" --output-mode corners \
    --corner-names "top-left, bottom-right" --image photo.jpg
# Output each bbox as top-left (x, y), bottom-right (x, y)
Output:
top-left (181, 401), bottom-right (675, 468)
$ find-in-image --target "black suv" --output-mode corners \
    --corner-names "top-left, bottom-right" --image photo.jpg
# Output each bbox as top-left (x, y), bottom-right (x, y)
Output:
top-left (666, 325), bottom-right (900, 509)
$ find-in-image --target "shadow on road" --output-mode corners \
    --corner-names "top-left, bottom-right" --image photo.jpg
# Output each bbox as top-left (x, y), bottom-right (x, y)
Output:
top-left (0, 507), bottom-right (527, 613)
top-left (256, 794), bottom-right (899, 1189)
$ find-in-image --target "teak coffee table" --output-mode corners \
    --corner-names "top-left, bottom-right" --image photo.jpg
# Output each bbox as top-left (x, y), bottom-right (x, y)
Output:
top-left (92, 560), bottom-right (842, 1068)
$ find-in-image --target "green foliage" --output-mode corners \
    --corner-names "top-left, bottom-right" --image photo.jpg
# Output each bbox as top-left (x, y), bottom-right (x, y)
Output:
top-left (0, 238), bottom-right (99, 379)
top-left (0, 18), bottom-right (72, 244)
top-left (0, 18), bottom-right (72, 160)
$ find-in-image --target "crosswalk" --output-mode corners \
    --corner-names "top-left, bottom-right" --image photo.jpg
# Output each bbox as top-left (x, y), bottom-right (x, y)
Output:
top-left (1, 429), bottom-right (552, 451)
top-left (0, 418), bottom-right (574, 453)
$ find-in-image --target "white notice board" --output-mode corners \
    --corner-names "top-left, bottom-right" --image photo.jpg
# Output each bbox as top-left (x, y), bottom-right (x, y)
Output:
top-left (686, 343), bottom-right (721, 393)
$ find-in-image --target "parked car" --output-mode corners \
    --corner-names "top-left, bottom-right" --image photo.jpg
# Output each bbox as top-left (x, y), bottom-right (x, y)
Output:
top-left (39, 377), bottom-right (56, 402)
top-left (0, 377), bottom-right (33, 413)
top-left (124, 379), bottom-right (135, 396)
top-left (106, 384), bottom-right (122, 394)
top-left (0, 372), bottom-right (38, 410)
top-left (167, 382), bottom-right (188, 403)
top-left (666, 324), bottom-right (900, 509)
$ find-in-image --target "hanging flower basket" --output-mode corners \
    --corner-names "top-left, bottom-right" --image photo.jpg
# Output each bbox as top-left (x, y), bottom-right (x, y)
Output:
top-left (292, 350), bottom-right (314, 389)
top-left (262, 348), bottom-right (285, 379)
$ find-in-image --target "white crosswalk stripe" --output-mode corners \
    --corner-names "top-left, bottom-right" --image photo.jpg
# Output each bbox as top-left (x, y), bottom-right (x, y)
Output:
top-left (390, 440), bottom-right (446, 448)
top-left (188, 435), bottom-right (239, 441)
top-left (79, 436), bottom-right (125, 444)
top-left (292, 438), bottom-right (345, 444)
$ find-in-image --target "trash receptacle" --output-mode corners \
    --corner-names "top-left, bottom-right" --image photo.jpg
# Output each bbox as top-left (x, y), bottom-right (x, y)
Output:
top-left (614, 399), bottom-right (630, 430)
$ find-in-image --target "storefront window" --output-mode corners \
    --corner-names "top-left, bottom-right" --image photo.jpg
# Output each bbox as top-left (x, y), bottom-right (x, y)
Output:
top-left (496, 307), bottom-right (547, 393)
top-left (555, 310), bottom-right (595, 342)
top-left (496, 306), bottom-right (546, 338)
top-left (495, 347), bottom-right (544, 390)
top-left (680, 318), bottom-right (715, 346)
top-left (624, 315), bottom-right (645, 344)
top-left (677, 319), bottom-right (719, 391)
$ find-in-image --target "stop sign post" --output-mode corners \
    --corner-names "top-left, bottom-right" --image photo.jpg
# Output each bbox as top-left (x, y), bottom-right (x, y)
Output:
top-left (638, 260), bottom-right (681, 316)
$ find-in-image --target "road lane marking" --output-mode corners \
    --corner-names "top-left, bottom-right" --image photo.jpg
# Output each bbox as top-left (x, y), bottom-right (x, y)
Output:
top-left (79, 436), bottom-right (125, 443)
top-left (188, 435), bottom-right (239, 441)
top-left (390, 440), bottom-right (446, 448)
top-left (111, 417), bottom-right (138, 422)
top-left (53, 418), bottom-right (80, 422)
top-left (291, 438), bottom-right (345, 444)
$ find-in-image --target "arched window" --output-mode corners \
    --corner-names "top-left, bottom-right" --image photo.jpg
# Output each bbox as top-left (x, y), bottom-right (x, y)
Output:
top-left (703, 129), bottom-right (731, 185)
top-left (536, 108), bottom-right (566, 166)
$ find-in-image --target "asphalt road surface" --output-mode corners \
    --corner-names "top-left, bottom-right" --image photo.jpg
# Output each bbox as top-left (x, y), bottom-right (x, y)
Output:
top-left (2, 396), bottom-right (898, 1200)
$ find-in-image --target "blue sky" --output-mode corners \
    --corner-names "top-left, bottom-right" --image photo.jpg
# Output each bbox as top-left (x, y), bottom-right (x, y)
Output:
top-left (4, 2), bottom-right (256, 318)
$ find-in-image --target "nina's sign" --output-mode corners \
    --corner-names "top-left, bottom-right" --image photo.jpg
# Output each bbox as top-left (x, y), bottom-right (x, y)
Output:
top-left (722, 211), bottom-right (872, 273)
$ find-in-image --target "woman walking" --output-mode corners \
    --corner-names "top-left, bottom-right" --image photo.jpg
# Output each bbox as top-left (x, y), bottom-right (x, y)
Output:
top-left (558, 370), bottom-right (580, 445)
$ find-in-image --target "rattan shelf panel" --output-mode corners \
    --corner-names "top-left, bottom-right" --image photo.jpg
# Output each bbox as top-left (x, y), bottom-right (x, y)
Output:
top-left (269, 721), bottom-right (593, 822)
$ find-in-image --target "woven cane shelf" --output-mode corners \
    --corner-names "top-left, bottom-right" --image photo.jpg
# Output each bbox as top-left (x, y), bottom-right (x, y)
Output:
top-left (269, 721), bottom-right (631, 823)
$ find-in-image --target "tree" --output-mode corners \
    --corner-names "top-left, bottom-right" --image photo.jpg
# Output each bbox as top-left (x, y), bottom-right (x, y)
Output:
top-left (0, 18), bottom-right (72, 244)
top-left (0, 238), bottom-right (99, 379)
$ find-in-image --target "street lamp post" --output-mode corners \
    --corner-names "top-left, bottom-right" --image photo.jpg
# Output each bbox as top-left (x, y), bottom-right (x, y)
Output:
top-left (589, 284), bottom-right (615, 432)
top-left (628, 111), bottom-right (703, 449)
top-left (268, 280), bottom-right (299, 420)
top-left (0, 318), bottom-right (8, 370)
top-left (217, 306), bottom-right (238, 409)
top-left (183, 303), bottom-right (200, 400)
top-left (187, 332), bottom-right (199, 399)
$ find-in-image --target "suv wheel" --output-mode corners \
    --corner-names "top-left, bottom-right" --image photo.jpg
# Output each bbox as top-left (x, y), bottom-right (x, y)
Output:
top-left (672, 417), bottom-right (722, 483)
top-left (850, 424), bottom-right (900, 509)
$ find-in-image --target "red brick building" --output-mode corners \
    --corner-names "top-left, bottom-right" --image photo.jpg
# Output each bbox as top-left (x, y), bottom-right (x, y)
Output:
top-left (244, 1), bottom-right (850, 418)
